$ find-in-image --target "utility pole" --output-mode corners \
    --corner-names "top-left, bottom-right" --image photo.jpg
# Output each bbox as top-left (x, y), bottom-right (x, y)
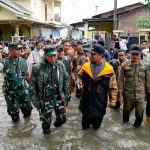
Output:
top-left (113, 0), bottom-right (118, 30)
top-left (95, 6), bottom-right (99, 39)
top-left (95, 6), bottom-right (99, 15)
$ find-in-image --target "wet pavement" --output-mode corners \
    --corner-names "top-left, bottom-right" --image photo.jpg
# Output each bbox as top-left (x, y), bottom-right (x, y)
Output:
top-left (0, 73), bottom-right (150, 150)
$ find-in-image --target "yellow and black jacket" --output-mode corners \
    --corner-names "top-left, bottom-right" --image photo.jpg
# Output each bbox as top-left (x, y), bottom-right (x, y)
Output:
top-left (78, 61), bottom-right (118, 117)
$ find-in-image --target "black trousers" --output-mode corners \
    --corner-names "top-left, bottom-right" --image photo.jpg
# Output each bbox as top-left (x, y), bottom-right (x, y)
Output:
top-left (82, 115), bottom-right (103, 130)
top-left (146, 99), bottom-right (150, 117)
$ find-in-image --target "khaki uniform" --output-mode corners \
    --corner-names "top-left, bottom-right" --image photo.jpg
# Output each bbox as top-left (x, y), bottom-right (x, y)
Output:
top-left (119, 60), bottom-right (150, 126)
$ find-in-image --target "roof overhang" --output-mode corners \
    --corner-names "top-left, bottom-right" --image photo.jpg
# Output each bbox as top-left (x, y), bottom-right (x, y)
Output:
top-left (70, 18), bottom-right (113, 27)
top-left (0, 0), bottom-right (32, 15)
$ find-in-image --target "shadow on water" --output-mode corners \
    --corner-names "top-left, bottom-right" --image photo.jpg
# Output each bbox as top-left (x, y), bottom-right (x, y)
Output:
top-left (0, 94), bottom-right (150, 150)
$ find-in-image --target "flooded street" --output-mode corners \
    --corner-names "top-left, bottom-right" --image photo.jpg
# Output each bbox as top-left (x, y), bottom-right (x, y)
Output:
top-left (0, 73), bottom-right (150, 150)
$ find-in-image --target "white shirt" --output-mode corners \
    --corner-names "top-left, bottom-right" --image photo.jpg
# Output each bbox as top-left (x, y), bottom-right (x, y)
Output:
top-left (119, 39), bottom-right (128, 51)
top-left (142, 48), bottom-right (150, 64)
top-left (27, 49), bottom-right (44, 76)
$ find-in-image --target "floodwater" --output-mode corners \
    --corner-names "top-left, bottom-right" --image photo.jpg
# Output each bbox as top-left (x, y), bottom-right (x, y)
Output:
top-left (0, 73), bottom-right (150, 150)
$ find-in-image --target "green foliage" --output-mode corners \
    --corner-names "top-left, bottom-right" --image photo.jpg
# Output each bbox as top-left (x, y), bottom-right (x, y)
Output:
top-left (137, 17), bottom-right (150, 28)
top-left (137, 0), bottom-right (150, 28)
top-left (145, 0), bottom-right (150, 6)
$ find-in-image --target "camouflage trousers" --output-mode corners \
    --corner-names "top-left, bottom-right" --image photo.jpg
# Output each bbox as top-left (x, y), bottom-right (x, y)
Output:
top-left (40, 99), bottom-right (66, 131)
top-left (4, 90), bottom-right (33, 120)
top-left (123, 97), bottom-right (144, 126)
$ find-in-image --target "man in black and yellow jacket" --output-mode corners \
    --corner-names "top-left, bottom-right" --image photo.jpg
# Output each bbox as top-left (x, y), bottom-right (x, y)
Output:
top-left (78, 44), bottom-right (118, 130)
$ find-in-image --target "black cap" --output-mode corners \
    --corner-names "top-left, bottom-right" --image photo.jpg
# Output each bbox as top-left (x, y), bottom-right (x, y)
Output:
top-left (57, 46), bottom-right (64, 52)
top-left (130, 44), bottom-right (141, 54)
top-left (90, 44), bottom-right (105, 55)
top-left (76, 40), bottom-right (83, 45)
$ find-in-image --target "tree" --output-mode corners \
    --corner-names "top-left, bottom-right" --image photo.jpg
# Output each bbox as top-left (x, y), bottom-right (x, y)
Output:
top-left (137, 0), bottom-right (150, 28)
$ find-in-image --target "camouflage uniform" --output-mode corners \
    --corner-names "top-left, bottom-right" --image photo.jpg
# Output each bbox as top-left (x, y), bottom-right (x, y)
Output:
top-left (119, 60), bottom-right (150, 126)
top-left (29, 59), bottom-right (70, 133)
top-left (58, 56), bottom-right (72, 75)
top-left (0, 57), bottom-right (32, 121)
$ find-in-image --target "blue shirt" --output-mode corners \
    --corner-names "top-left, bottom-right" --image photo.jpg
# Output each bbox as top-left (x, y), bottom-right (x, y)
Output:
top-left (91, 62), bottom-right (104, 79)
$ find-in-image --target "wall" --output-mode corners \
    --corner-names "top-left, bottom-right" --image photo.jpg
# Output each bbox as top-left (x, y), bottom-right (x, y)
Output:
top-left (118, 6), bottom-right (150, 34)
top-left (0, 7), bottom-right (17, 20)
top-left (12, 0), bottom-right (31, 12)
top-left (32, 25), bottom-right (40, 37)
top-left (0, 24), bottom-right (14, 41)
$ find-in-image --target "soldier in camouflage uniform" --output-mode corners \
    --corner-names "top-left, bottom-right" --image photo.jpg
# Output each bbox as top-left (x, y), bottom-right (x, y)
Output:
top-left (0, 43), bottom-right (32, 121)
top-left (119, 44), bottom-right (150, 127)
top-left (57, 46), bottom-right (72, 76)
top-left (29, 45), bottom-right (70, 134)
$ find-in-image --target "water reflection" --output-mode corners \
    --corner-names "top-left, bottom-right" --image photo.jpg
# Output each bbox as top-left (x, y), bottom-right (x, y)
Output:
top-left (0, 94), bottom-right (150, 150)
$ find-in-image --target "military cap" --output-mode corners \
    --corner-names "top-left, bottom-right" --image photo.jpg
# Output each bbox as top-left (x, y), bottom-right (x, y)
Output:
top-left (8, 42), bottom-right (19, 50)
top-left (90, 44), bottom-right (105, 55)
top-left (44, 45), bottom-right (57, 56)
top-left (130, 44), bottom-right (141, 54)
top-left (57, 46), bottom-right (64, 52)
top-left (83, 44), bottom-right (91, 52)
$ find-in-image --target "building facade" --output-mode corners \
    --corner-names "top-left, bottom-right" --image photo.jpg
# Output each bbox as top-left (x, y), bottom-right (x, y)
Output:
top-left (0, 0), bottom-right (62, 41)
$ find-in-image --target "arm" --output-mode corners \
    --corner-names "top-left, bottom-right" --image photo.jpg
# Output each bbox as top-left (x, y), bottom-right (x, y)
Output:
top-left (0, 62), bottom-right (4, 72)
top-left (118, 65), bottom-right (125, 93)
top-left (29, 65), bottom-right (40, 110)
top-left (62, 64), bottom-right (71, 103)
top-left (109, 73), bottom-right (118, 107)
top-left (118, 65), bottom-right (125, 103)
top-left (146, 65), bottom-right (150, 95)
top-left (25, 72), bottom-right (30, 84)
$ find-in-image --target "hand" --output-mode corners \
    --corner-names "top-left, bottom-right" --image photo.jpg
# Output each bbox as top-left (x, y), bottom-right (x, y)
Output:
top-left (108, 102), bottom-right (116, 108)
top-left (118, 93), bottom-right (124, 104)
top-left (64, 101), bottom-right (69, 107)
top-left (0, 65), bottom-right (3, 72)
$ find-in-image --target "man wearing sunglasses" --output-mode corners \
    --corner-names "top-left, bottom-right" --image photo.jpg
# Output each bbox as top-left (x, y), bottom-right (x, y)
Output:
top-left (0, 43), bottom-right (32, 122)
top-left (119, 44), bottom-right (150, 127)
top-left (78, 44), bottom-right (118, 130)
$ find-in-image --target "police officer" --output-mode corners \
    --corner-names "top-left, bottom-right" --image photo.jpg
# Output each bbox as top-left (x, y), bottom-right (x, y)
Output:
top-left (29, 45), bottom-right (70, 134)
top-left (0, 43), bottom-right (32, 121)
top-left (119, 44), bottom-right (150, 127)
top-left (78, 44), bottom-right (118, 130)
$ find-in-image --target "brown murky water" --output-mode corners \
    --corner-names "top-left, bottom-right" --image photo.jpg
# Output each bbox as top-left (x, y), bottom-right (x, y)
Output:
top-left (0, 73), bottom-right (150, 150)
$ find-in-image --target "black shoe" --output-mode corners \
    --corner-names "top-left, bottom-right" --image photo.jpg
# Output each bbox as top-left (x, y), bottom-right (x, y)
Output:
top-left (82, 126), bottom-right (90, 130)
top-left (54, 118), bottom-right (66, 127)
top-left (134, 120), bottom-right (142, 127)
top-left (23, 111), bottom-right (31, 118)
top-left (43, 128), bottom-right (50, 134)
top-left (12, 116), bottom-right (19, 122)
